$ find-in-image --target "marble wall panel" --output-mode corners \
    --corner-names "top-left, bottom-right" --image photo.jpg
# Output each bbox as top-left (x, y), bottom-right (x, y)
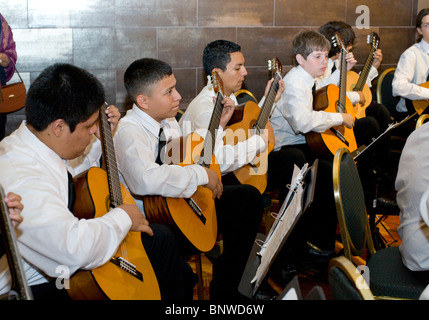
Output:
top-left (158, 27), bottom-right (236, 68)
top-left (115, 0), bottom-right (197, 27)
top-left (12, 29), bottom-right (73, 72)
top-left (198, 0), bottom-right (274, 26)
top-left (275, 0), bottom-right (346, 26)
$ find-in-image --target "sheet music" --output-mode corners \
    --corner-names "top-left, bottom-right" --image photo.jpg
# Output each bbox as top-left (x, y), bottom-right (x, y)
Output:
top-left (353, 113), bottom-right (415, 160)
top-left (250, 162), bottom-right (315, 295)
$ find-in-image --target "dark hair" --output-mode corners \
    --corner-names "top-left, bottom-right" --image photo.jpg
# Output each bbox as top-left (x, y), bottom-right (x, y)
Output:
top-left (292, 30), bottom-right (331, 65)
top-left (319, 21), bottom-right (355, 57)
top-left (124, 58), bottom-right (172, 104)
top-left (25, 63), bottom-right (105, 132)
top-left (202, 40), bottom-right (241, 76)
top-left (416, 8), bottom-right (429, 42)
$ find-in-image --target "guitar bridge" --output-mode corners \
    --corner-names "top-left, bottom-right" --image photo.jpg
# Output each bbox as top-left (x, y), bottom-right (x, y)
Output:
top-left (185, 198), bottom-right (206, 225)
top-left (110, 256), bottom-right (143, 282)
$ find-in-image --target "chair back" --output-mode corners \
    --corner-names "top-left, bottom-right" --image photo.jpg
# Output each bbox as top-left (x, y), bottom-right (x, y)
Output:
top-left (333, 148), bottom-right (375, 261)
top-left (376, 68), bottom-right (399, 117)
top-left (234, 89), bottom-right (258, 104)
top-left (329, 256), bottom-right (375, 300)
top-left (416, 114), bottom-right (429, 129)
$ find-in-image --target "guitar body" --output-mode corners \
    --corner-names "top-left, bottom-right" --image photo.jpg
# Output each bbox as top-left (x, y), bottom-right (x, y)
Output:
top-left (413, 81), bottom-right (429, 115)
top-left (347, 70), bottom-right (372, 119)
top-left (144, 132), bottom-right (220, 253)
top-left (67, 167), bottom-right (160, 300)
top-left (306, 85), bottom-right (357, 159)
top-left (223, 101), bottom-right (275, 194)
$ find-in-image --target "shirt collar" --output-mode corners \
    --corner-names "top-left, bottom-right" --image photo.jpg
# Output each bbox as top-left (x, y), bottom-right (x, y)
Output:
top-left (419, 39), bottom-right (429, 54)
top-left (296, 65), bottom-right (317, 88)
top-left (131, 104), bottom-right (164, 137)
top-left (18, 121), bottom-right (69, 177)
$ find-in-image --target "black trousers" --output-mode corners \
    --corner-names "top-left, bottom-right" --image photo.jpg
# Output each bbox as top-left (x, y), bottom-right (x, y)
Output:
top-left (210, 184), bottom-right (264, 299)
top-left (29, 223), bottom-right (194, 300)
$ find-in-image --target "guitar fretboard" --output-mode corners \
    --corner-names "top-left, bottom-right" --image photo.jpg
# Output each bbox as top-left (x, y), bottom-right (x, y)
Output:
top-left (100, 104), bottom-right (123, 208)
top-left (200, 93), bottom-right (223, 167)
top-left (338, 47), bottom-right (348, 113)
top-left (256, 72), bottom-right (281, 134)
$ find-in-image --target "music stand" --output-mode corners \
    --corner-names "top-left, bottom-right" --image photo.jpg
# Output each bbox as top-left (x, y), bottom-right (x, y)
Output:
top-left (238, 161), bottom-right (318, 299)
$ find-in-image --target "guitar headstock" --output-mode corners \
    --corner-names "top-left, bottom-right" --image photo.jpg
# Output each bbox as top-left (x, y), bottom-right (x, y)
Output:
top-left (367, 32), bottom-right (380, 50)
top-left (211, 70), bottom-right (224, 96)
top-left (332, 32), bottom-right (347, 53)
top-left (268, 57), bottom-right (283, 78)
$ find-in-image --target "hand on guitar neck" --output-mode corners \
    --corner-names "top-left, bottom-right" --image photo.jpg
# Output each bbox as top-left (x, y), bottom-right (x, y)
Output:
top-left (95, 104), bottom-right (121, 140)
top-left (218, 96), bottom-right (236, 129)
top-left (263, 77), bottom-right (285, 103)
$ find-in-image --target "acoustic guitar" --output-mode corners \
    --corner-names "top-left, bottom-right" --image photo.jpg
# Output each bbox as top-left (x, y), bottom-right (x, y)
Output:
top-left (412, 81), bottom-right (429, 115)
top-left (0, 185), bottom-right (33, 300)
top-left (223, 58), bottom-right (280, 194)
top-left (306, 33), bottom-right (357, 160)
top-left (67, 103), bottom-right (160, 300)
top-left (143, 72), bottom-right (222, 253)
top-left (347, 32), bottom-right (380, 119)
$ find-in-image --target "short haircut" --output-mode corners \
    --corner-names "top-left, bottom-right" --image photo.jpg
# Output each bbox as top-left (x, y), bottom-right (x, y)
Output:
top-left (202, 40), bottom-right (241, 76)
top-left (124, 58), bottom-right (172, 104)
top-left (292, 30), bottom-right (331, 65)
top-left (416, 8), bottom-right (429, 42)
top-left (25, 63), bottom-right (104, 132)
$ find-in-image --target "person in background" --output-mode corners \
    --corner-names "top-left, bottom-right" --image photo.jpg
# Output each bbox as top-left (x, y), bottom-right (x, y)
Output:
top-left (393, 8), bottom-right (429, 119)
top-left (0, 13), bottom-right (17, 140)
top-left (396, 120), bottom-right (429, 288)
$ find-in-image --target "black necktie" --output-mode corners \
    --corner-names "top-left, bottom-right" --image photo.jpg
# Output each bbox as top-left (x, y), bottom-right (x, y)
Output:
top-left (156, 128), bottom-right (166, 165)
top-left (331, 63), bottom-right (337, 73)
top-left (67, 171), bottom-right (76, 211)
top-left (312, 82), bottom-right (316, 100)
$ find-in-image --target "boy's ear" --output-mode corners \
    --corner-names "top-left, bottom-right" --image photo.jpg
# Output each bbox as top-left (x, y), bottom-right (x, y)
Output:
top-left (136, 94), bottom-right (149, 110)
top-left (51, 119), bottom-right (67, 137)
top-left (296, 54), bottom-right (306, 65)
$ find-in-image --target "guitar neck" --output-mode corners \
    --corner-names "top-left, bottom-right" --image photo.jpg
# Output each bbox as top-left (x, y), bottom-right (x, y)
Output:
top-left (200, 93), bottom-right (223, 168)
top-left (256, 72), bottom-right (281, 133)
top-left (0, 185), bottom-right (33, 300)
top-left (99, 104), bottom-right (123, 208)
top-left (354, 47), bottom-right (376, 92)
top-left (338, 48), bottom-right (348, 113)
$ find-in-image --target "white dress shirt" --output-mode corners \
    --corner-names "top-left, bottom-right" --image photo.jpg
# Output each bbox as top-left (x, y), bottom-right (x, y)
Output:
top-left (396, 122), bottom-right (429, 271)
top-left (179, 84), bottom-right (267, 175)
top-left (113, 105), bottom-right (210, 215)
top-left (0, 122), bottom-right (131, 295)
top-left (392, 39), bottom-right (429, 112)
top-left (270, 65), bottom-right (344, 149)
